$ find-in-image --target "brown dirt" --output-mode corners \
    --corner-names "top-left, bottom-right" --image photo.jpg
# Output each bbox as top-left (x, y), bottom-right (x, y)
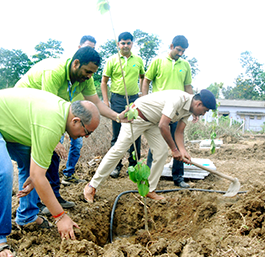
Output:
top-left (9, 135), bottom-right (265, 256)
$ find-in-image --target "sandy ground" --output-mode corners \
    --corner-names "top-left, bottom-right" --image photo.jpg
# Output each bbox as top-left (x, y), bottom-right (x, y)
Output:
top-left (8, 135), bottom-right (265, 256)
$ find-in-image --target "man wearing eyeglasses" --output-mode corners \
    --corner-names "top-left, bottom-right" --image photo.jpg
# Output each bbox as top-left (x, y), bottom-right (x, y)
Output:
top-left (142, 35), bottom-right (193, 189)
top-left (0, 88), bottom-right (104, 254)
top-left (14, 47), bottom-right (128, 226)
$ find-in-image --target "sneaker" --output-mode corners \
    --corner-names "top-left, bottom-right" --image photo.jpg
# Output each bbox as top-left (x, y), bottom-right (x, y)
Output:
top-left (38, 197), bottom-right (75, 216)
top-left (57, 196), bottom-right (76, 208)
top-left (174, 181), bottom-right (190, 188)
top-left (38, 202), bottom-right (52, 216)
top-left (61, 174), bottom-right (86, 185)
top-left (110, 168), bottom-right (120, 178)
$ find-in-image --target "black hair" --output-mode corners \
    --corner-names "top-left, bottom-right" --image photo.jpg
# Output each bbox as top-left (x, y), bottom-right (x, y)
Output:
top-left (172, 35), bottom-right (189, 48)
top-left (80, 35), bottom-right (97, 45)
top-left (118, 32), bottom-right (133, 42)
top-left (71, 101), bottom-right (92, 125)
top-left (71, 47), bottom-right (101, 67)
top-left (193, 93), bottom-right (201, 101)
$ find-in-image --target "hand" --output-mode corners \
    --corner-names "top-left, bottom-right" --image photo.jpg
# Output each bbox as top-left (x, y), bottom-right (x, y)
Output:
top-left (57, 214), bottom-right (80, 240)
top-left (172, 148), bottom-right (183, 161)
top-left (17, 177), bottom-right (34, 198)
top-left (119, 106), bottom-right (132, 123)
top-left (54, 142), bottom-right (67, 160)
top-left (182, 151), bottom-right (191, 164)
top-left (192, 114), bottom-right (199, 123)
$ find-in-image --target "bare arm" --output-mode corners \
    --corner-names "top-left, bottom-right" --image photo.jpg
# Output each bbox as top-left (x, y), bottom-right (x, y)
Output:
top-left (174, 121), bottom-right (191, 163)
top-left (142, 78), bottom-right (151, 96)
top-left (139, 74), bottom-right (145, 94)
top-left (101, 76), bottom-right (110, 107)
top-left (84, 94), bottom-right (129, 122)
top-left (30, 159), bottom-right (79, 239)
top-left (184, 84), bottom-right (193, 94)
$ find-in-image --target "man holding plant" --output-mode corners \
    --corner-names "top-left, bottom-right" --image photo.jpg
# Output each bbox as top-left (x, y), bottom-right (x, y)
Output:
top-left (84, 89), bottom-right (216, 202)
top-left (101, 32), bottom-right (145, 178)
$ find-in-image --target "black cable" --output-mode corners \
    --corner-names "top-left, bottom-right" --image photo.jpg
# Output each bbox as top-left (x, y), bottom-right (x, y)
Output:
top-left (109, 188), bottom-right (247, 243)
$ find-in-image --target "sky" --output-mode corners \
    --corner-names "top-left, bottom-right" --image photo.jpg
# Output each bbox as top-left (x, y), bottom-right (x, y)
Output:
top-left (1, 0), bottom-right (265, 91)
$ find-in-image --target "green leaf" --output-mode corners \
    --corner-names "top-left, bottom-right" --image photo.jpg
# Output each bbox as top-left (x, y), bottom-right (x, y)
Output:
top-left (97, 0), bottom-right (110, 14)
top-left (137, 180), bottom-right (149, 197)
top-left (128, 166), bottom-right (137, 183)
top-left (138, 164), bottom-right (150, 180)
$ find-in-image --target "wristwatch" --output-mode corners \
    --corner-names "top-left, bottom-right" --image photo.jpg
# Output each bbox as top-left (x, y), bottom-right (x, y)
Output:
top-left (116, 114), bottom-right (121, 123)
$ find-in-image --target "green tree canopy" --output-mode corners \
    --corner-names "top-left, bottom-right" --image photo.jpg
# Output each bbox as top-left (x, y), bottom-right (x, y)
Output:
top-left (182, 55), bottom-right (199, 79)
top-left (0, 48), bottom-right (32, 89)
top-left (32, 38), bottom-right (64, 63)
top-left (133, 29), bottom-right (161, 70)
top-left (206, 82), bottom-right (223, 99)
top-left (222, 51), bottom-right (265, 100)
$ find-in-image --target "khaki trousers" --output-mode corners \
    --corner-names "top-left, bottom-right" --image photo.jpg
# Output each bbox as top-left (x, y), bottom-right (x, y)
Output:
top-left (90, 117), bottom-right (168, 192)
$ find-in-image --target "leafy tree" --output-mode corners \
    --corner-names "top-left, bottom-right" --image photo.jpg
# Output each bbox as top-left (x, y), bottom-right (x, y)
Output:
top-left (0, 48), bottom-right (32, 89)
top-left (182, 55), bottom-right (199, 79)
top-left (207, 82), bottom-right (223, 98)
top-left (32, 38), bottom-right (64, 63)
top-left (133, 29), bottom-right (161, 70)
top-left (222, 51), bottom-right (265, 100)
top-left (94, 39), bottom-right (118, 96)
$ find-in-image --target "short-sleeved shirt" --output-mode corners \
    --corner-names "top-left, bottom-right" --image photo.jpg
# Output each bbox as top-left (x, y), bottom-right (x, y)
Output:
top-left (15, 58), bottom-right (97, 102)
top-left (135, 90), bottom-right (192, 125)
top-left (0, 88), bottom-right (70, 169)
top-left (103, 52), bottom-right (145, 95)
top-left (145, 54), bottom-right (192, 92)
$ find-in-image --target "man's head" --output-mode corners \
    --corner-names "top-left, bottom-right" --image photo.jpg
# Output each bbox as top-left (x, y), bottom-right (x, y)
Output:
top-left (170, 35), bottom-right (189, 60)
top-left (190, 89), bottom-right (216, 116)
top-left (118, 32), bottom-right (134, 57)
top-left (79, 35), bottom-right (97, 49)
top-left (70, 47), bottom-right (101, 83)
top-left (67, 100), bottom-right (100, 139)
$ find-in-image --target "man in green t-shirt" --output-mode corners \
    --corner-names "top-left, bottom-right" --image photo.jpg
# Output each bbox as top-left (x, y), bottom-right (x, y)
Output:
top-left (142, 35), bottom-right (193, 189)
top-left (15, 47), bottom-right (128, 220)
top-left (0, 88), bottom-right (105, 255)
top-left (101, 32), bottom-right (145, 178)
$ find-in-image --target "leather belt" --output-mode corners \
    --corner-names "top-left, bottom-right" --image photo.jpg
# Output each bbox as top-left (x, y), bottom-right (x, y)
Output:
top-left (131, 104), bottom-right (149, 122)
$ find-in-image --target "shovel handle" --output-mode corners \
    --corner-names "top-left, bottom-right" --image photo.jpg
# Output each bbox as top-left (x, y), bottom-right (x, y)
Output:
top-left (190, 160), bottom-right (236, 183)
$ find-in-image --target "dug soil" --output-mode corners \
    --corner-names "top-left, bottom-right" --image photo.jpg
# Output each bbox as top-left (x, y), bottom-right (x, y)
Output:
top-left (9, 135), bottom-right (265, 256)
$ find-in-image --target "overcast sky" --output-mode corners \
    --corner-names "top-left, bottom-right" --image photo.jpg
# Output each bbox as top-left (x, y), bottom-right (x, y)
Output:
top-left (1, 0), bottom-right (265, 91)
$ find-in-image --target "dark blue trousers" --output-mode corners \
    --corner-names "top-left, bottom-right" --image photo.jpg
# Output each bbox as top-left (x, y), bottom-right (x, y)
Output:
top-left (110, 93), bottom-right (141, 170)
top-left (147, 121), bottom-right (184, 183)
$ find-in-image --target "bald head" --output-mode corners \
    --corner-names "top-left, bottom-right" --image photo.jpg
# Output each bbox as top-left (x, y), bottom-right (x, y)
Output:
top-left (81, 101), bottom-right (100, 131)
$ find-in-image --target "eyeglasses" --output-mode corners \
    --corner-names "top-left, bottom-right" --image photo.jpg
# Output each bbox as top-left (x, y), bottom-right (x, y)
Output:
top-left (80, 120), bottom-right (93, 136)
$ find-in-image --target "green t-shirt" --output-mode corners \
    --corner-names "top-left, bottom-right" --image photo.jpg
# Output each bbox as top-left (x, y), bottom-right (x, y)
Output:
top-left (15, 58), bottom-right (97, 102)
top-left (145, 54), bottom-right (192, 92)
top-left (0, 88), bottom-right (70, 169)
top-left (103, 52), bottom-right (145, 95)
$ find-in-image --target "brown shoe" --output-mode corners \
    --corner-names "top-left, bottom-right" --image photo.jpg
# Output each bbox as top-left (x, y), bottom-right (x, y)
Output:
top-left (84, 184), bottom-right (96, 203)
top-left (146, 191), bottom-right (165, 200)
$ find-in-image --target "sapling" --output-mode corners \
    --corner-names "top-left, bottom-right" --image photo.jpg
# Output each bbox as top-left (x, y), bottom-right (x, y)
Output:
top-left (97, 0), bottom-right (150, 231)
top-left (210, 104), bottom-right (219, 154)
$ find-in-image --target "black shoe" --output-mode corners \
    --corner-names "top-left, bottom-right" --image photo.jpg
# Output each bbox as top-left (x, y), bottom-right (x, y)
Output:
top-left (57, 196), bottom-right (75, 208)
top-left (110, 168), bottom-right (120, 178)
top-left (174, 181), bottom-right (190, 188)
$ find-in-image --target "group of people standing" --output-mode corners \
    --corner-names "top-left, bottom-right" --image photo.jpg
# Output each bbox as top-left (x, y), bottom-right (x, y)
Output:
top-left (0, 32), bottom-right (216, 256)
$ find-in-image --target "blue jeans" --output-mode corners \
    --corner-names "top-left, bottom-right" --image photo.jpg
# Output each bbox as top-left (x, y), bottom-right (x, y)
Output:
top-left (45, 135), bottom-right (65, 197)
top-left (0, 133), bottom-right (14, 244)
top-left (63, 137), bottom-right (83, 177)
top-left (110, 93), bottom-right (141, 170)
top-left (147, 121), bottom-right (184, 184)
top-left (0, 134), bottom-right (39, 232)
